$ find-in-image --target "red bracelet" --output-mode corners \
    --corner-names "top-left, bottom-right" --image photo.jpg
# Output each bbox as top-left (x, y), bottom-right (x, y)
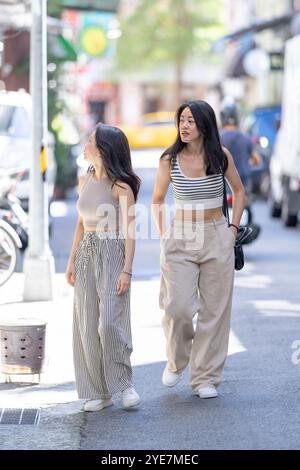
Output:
top-left (229, 223), bottom-right (239, 231)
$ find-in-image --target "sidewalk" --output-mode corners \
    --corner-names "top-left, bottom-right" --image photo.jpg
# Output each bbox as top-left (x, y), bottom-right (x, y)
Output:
top-left (0, 273), bottom-right (167, 404)
top-left (0, 273), bottom-right (167, 449)
top-left (0, 272), bottom-right (246, 450)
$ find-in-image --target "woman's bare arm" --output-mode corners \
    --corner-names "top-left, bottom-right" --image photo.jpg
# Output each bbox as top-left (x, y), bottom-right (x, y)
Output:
top-left (113, 181), bottom-right (136, 295)
top-left (68, 175), bottom-right (85, 263)
top-left (152, 156), bottom-right (171, 237)
top-left (66, 175), bottom-right (86, 286)
top-left (223, 147), bottom-right (246, 230)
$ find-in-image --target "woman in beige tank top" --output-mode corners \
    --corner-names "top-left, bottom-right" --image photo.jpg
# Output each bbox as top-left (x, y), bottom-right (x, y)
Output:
top-left (66, 123), bottom-right (141, 411)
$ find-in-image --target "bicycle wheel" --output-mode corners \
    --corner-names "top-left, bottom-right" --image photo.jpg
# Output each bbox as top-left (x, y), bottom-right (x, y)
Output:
top-left (0, 226), bottom-right (18, 287)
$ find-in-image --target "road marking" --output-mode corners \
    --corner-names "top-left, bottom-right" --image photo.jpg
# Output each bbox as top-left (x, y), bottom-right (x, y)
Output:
top-left (251, 299), bottom-right (300, 317)
top-left (228, 329), bottom-right (247, 355)
top-left (235, 274), bottom-right (273, 289)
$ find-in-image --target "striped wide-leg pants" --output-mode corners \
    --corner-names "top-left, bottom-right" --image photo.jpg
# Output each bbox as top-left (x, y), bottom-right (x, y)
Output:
top-left (73, 231), bottom-right (133, 399)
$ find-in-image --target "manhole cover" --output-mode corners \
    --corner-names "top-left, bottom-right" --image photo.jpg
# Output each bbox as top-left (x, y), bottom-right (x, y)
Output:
top-left (0, 408), bottom-right (40, 425)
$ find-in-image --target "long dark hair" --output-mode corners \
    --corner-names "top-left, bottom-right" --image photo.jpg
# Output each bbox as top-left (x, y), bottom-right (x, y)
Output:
top-left (161, 100), bottom-right (228, 174)
top-left (88, 123), bottom-right (141, 201)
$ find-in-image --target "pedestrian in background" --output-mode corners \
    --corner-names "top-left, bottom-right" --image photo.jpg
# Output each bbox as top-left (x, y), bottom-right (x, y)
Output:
top-left (220, 99), bottom-right (261, 192)
top-left (152, 100), bottom-right (245, 399)
top-left (66, 123), bottom-right (141, 411)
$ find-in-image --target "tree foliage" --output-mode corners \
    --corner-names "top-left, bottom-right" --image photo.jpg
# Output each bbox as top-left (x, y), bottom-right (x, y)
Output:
top-left (117, 0), bottom-right (225, 71)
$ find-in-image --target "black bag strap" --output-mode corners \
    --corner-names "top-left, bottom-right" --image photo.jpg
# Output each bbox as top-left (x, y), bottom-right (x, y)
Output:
top-left (221, 168), bottom-right (230, 227)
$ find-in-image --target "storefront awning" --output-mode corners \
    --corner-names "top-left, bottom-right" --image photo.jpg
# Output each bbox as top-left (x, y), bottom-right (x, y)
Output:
top-left (214, 13), bottom-right (296, 77)
top-left (226, 34), bottom-right (256, 78)
top-left (214, 13), bottom-right (293, 51)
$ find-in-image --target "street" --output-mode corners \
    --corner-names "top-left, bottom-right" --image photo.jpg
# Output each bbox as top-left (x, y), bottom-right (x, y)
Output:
top-left (1, 0), bottom-right (300, 454)
top-left (1, 153), bottom-right (300, 450)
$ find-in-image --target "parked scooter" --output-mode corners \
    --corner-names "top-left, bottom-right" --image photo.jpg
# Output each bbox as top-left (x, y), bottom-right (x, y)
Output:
top-left (0, 168), bottom-right (29, 251)
top-left (0, 169), bottom-right (27, 286)
top-left (0, 217), bottom-right (22, 287)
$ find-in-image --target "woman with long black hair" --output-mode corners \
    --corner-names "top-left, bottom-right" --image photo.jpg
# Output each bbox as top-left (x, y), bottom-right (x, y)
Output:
top-left (66, 123), bottom-right (141, 411)
top-left (152, 100), bottom-right (245, 399)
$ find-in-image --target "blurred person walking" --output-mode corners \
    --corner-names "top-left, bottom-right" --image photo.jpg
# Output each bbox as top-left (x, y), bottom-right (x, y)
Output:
top-left (219, 99), bottom-right (261, 191)
top-left (66, 123), bottom-right (141, 411)
top-left (152, 100), bottom-right (245, 399)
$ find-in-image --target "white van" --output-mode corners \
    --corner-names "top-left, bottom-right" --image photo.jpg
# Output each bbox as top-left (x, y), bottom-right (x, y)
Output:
top-left (269, 35), bottom-right (300, 227)
top-left (0, 89), bottom-right (56, 210)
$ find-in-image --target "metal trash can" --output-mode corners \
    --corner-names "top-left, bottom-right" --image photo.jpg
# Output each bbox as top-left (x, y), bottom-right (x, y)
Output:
top-left (0, 318), bottom-right (47, 383)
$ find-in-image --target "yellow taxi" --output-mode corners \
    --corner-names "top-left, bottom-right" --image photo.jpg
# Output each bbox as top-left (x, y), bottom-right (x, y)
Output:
top-left (119, 111), bottom-right (177, 149)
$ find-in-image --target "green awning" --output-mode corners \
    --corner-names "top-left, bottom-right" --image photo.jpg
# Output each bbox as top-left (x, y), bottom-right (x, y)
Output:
top-left (49, 34), bottom-right (78, 61)
top-left (61, 0), bottom-right (120, 12)
top-left (58, 34), bottom-right (77, 61)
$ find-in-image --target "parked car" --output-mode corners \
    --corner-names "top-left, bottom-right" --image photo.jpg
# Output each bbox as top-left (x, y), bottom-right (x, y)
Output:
top-left (0, 89), bottom-right (56, 211)
top-left (241, 105), bottom-right (281, 197)
top-left (119, 111), bottom-right (177, 149)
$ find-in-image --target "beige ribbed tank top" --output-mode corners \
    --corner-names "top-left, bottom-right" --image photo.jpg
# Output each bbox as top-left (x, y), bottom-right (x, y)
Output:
top-left (76, 172), bottom-right (121, 232)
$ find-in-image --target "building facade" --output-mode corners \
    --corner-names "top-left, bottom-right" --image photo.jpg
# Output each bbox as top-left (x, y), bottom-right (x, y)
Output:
top-left (222, 0), bottom-right (295, 110)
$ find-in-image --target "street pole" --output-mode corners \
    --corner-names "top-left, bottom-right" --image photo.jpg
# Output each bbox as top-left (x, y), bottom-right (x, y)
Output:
top-left (23, 0), bottom-right (55, 301)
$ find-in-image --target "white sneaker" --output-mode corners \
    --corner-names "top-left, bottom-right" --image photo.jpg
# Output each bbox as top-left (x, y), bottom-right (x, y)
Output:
top-left (83, 398), bottom-right (113, 412)
top-left (162, 366), bottom-right (182, 387)
top-left (122, 387), bottom-right (141, 409)
top-left (197, 384), bottom-right (218, 399)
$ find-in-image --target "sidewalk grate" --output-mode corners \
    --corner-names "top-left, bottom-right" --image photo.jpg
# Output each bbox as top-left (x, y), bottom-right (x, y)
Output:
top-left (0, 408), bottom-right (40, 425)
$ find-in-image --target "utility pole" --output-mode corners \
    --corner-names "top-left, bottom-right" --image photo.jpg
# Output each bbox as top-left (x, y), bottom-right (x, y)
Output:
top-left (23, 0), bottom-right (55, 301)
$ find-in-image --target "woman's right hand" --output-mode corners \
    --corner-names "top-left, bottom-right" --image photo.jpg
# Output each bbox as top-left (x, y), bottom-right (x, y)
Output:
top-left (66, 260), bottom-right (75, 286)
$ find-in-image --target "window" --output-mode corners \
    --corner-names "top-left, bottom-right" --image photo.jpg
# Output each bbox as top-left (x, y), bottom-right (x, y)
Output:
top-left (0, 105), bottom-right (30, 138)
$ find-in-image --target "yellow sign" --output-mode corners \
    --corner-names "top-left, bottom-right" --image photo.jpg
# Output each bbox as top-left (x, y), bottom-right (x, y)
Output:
top-left (40, 145), bottom-right (48, 176)
top-left (80, 26), bottom-right (107, 56)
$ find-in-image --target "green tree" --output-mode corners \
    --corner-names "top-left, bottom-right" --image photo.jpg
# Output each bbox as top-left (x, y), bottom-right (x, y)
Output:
top-left (117, 0), bottom-right (225, 105)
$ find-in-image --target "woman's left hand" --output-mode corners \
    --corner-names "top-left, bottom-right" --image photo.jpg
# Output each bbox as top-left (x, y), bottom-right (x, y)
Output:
top-left (117, 272), bottom-right (131, 295)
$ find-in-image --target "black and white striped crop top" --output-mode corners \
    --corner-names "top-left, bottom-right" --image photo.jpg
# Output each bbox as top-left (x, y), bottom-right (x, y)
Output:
top-left (170, 154), bottom-right (224, 209)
